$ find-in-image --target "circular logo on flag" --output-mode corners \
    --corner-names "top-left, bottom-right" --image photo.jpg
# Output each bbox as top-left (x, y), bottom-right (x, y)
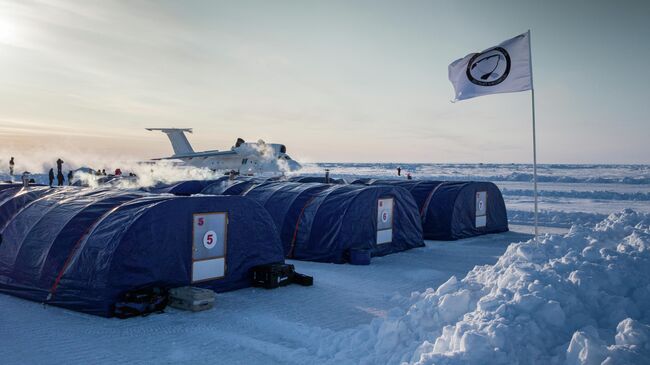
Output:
top-left (203, 230), bottom-right (217, 249)
top-left (466, 47), bottom-right (511, 86)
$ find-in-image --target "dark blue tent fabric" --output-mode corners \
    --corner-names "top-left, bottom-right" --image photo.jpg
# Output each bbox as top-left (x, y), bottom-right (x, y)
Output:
top-left (0, 189), bottom-right (144, 298)
top-left (359, 180), bottom-right (444, 215)
top-left (353, 179), bottom-right (508, 240)
top-left (144, 179), bottom-right (225, 196)
top-left (287, 176), bottom-right (346, 184)
top-left (243, 182), bottom-right (331, 249)
top-left (0, 186), bottom-right (23, 205)
top-left (237, 182), bottom-right (424, 263)
top-left (0, 189), bottom-right (285, 317)
top-left (349, 178), bottom-right (375, 185)
top-left (419, 181), bottom-right (508, 240)
top-left (202, 178), bottom-right (264, 196)
top-left (0, 187), bottom-right (62, 232)
top-left (1, 189), bottom-right (97, 268)
top-left (0, 183), bottom-right (36, 192)
top-left (37, 193), bottom-right (144, 292)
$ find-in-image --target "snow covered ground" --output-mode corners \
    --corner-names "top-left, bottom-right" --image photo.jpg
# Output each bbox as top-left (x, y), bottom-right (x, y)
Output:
top-left (1, 163), bottom-right (649, 364)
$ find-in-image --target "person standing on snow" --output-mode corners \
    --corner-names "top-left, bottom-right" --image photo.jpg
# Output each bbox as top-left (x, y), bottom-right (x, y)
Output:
top-left (48, 168), bottom-right (55, 187)
top-left (67, 170), bottom-right (74, 185)
top-left (57, 170), bottom-right (64, 186)
top-left (9, 157), bottom-right (15, 176)
top-left (56, 158), bottom-right (64, 174)
top-left (397, 166), bottom-right (401, 176)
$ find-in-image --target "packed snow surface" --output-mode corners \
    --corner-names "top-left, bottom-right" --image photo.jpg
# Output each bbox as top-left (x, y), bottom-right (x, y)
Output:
top-left (1, 163), bottom-right (649, 364)
top-left (306, 210), bottom-right (650, 365)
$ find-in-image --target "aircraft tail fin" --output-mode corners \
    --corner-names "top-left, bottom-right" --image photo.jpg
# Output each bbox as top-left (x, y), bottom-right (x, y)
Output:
top-left (146, 128), bottom-right (195, 156)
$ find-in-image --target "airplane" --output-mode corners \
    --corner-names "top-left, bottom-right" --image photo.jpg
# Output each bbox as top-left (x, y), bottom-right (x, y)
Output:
top-left (146, 128), bottom-right (301, 174)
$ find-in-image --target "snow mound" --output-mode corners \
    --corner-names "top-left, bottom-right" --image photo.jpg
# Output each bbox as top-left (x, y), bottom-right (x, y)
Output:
top-left (311, 210), bottom-right (650, 365)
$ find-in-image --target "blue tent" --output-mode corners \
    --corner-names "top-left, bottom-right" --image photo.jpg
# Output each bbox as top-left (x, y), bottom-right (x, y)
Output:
top-left (0, 188), bottom-right (285, 317)
top-left (144, 179), bottom-right (228, 196)
top-left (0, 187), bottom-right (64, 231)
top-left (353, 180), bottom-right (444, 216)
top-left (0, 183), bottom-right (29, 192)
top-left (420, 181), bottom-right (508, 240)
top-left (0, 186), bottom-right (24, 204)
top-left (234, 182), bottom-right (424, 263)
top-left (287, 176), bottom-right (346, 184)
top-left (355, 180), bottom-right (508, 240)
top-left (349, 178), bottom-right (375, 185)
top-left (201, 178), bottom-right (265, 196)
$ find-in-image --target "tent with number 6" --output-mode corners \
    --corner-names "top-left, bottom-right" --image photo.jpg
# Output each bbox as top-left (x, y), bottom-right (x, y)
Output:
top-left (353, 180), bottom-right (508, 240)
top-left (214, 182), bottom-right (425, 263)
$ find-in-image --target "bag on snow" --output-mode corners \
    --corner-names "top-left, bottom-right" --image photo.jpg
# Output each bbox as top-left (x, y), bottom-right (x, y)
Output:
top-left (249, 263), bottom-right (313, 289)
top-left (113, 287), bottom-right (169, 319)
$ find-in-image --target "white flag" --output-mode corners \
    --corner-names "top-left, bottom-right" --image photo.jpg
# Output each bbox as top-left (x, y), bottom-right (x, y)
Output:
top-left (449, 31), bottom-right (532, 101)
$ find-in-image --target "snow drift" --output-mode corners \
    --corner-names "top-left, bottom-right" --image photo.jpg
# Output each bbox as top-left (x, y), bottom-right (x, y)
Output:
top-left (308, 210), bottom-right (650, 364)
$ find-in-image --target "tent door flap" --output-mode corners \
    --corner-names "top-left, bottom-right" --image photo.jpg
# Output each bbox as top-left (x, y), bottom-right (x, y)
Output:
top-left (475, 191), bottom-right (487, 228)
top-left (377, 198), bottom-right (394, 244)
top-left (192, 212), bottom-right (227, 283)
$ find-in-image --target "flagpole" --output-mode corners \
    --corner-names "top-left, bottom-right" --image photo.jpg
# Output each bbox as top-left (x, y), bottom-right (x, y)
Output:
top-left (528, 29), bottom-right (539, 241)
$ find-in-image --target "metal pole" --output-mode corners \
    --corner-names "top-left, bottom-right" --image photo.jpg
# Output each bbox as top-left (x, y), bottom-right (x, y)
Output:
top-left (528, 30), bottom-right (539, 240)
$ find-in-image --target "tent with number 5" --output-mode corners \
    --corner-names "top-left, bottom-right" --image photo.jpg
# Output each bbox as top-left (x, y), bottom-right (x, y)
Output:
top-left (0, 187), bottom-right (284, 317)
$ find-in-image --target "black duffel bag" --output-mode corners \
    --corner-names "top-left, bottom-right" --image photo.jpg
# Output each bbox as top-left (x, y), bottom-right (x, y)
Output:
top-left (250, 263), bottom-right (313, 289)
top-left (113, 286), bottom-right (169, 319)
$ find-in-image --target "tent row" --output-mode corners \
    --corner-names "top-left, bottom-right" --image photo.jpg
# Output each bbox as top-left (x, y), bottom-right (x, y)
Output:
top-left (350, 179), bottom-right (509, 240)
top-left (148, 176), bottom-right (509, 241)
top-left (0, 186), bottom-right (285, 317)
top-left (134, 179), bottom-right (427, 263)
top-left (223, 182), bottom-right (425, 263)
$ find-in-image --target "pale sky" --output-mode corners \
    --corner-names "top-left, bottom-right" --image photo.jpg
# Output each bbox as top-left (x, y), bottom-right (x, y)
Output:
top-left (0, 0), bottom-right (648, 163)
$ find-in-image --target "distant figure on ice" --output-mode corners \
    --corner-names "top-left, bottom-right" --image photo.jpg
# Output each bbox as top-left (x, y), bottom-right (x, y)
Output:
top-left (67, 170), bottom-right (74, 185)
top-left (407, 172), bottom-right (412, 180)
top-left (56, 158), bottom-right (64, 174)
top-left (114, 168), bottom-right (122, 176)
top-left (9, 157), bottom-right (15, 176)
top-left (95, 169), bottom-right (102, 176)
top-left (397, 166), bottom-right (401, 176)
top-left (101, 169), bottom-right (107, 176)
top-left (57, 170), bottom-right (64, 186)
top-left (48, 168), bottom-right (55, 187)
